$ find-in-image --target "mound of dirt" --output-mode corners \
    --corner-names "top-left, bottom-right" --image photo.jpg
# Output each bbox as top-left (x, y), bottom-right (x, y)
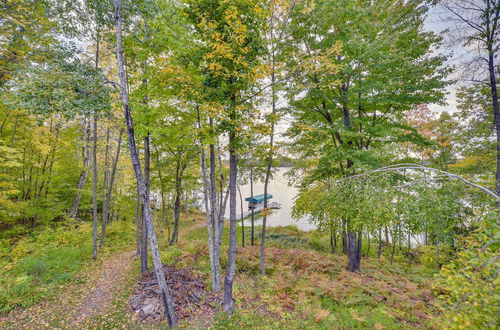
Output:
top-left (129, 266), bottom-right (222, 323)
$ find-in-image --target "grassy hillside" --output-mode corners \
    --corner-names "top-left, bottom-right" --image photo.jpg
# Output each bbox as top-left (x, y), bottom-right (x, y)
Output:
top-left (0, 214), bottom-right (441, 329)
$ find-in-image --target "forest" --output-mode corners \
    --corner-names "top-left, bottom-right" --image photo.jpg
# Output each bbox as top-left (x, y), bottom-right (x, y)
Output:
top-left (0, 0), bottom-right (499, 328)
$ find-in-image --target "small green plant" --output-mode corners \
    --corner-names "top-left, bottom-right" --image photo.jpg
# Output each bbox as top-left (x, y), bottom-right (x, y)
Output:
top-left (0, 220), bottom-right (134, 313)
top-left (418, 244), bottom-right (453, 270)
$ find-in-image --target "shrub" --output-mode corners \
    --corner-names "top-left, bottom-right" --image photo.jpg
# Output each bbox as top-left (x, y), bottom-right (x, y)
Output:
top-left (436, 215), bottom-right (499, 328)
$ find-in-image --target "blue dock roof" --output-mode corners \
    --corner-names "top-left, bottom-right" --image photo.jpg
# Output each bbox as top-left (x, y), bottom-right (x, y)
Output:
top-left (245, 194), bottom-right (272, 203)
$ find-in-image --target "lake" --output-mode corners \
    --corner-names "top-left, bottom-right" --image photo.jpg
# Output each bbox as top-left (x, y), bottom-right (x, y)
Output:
top-left (224, 167), bottom-right (315, 231)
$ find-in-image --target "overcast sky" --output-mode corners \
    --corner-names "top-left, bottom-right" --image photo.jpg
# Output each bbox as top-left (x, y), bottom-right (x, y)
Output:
top-left (425, 4), bottom-right (479, 114)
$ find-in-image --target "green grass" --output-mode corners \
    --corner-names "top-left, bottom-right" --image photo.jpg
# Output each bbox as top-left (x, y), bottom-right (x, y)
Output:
top-left (0, 220), bottom-right (135, 313)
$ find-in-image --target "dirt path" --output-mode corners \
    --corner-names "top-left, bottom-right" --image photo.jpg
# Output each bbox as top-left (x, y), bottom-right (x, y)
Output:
top-left (70, 250), bottom-right (136, 324)
top-left (0, 250), bottom-right (136, 329)
top-left (0, 215), bottom-right (208, 329)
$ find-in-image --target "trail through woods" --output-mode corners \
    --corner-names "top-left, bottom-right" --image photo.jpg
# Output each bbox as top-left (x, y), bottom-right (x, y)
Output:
top-left (71, 251), bottom-right (136, 323)
top-left (0, 250), bottom-right (136, 329)
top-left (0, 217), bottom-right (209, 329)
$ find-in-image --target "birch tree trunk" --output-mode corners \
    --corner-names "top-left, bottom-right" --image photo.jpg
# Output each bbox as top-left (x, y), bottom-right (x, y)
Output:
top-left (210, 119), bottom-right (222, 291)
top-left (113, 0), bottom-right (177, 325)
top-left (223, 140), bottom-right (237, 313)
top-left (238, 185), bottom-right (244, 247)
top-left (141, 135), bottom-right (150, 273)
top-left (199, 140), bottom-right (216, 292)
top-left (70, 119), bottom-right (91, 219)
top-left (196, 108), bottom-right (218, 292)
top-left (250, 165), bottom-right (255, 246)
top-left (100, 125), bottom-right (111, 246)
top-left (92, 114), bottom-right (98, 260)
top-left (100, 127), bottom-right (123, 247)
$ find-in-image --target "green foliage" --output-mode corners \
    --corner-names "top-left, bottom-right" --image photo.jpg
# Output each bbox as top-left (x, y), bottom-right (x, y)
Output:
top-left (184, 0), bottom-right (269, 152)
top-left (9, 46), bottom-right (112, 119)
top-left (0, 220), bottom-right (134, 312)
top-left (436, 214), bottom-right (500, 329)
top-left (418, 244), bottom-right (453, 270)
top-left (286, 0), bottom-right (449, 180)
top-left (0, 0), bottom-right (54, 88)
top-left (0, 143), bottom-right (22, 218)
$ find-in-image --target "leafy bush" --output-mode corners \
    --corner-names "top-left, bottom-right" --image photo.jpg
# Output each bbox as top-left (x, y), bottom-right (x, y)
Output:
top-left (436, 215), bottom-right (499, 328)
top-left (307, 231), bottom-right (330, 252)
top-left (417, 244), bottom-right (453, 270)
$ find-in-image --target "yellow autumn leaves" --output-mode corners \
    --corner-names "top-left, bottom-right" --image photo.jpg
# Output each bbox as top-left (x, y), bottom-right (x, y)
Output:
top-left (196, 5), bottom-right (266, 80)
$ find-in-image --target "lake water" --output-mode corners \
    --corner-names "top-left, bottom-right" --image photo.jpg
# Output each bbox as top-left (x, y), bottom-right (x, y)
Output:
top-left (224, 168), bottom-right (315, 231)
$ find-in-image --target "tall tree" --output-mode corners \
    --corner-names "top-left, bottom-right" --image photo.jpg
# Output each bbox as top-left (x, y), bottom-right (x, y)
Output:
top-left (112, 0), bottom-right (177, 326)
top-left (185, 0), bottom-right (268, 312)
top-left (100, 127), bottom-right (124, 246)
top-left (286, 0), bottom-right (448, 271)
top-left (444, 0), bottom-right (500, 209)
top-left (260, 0), bottom-right (295, 275)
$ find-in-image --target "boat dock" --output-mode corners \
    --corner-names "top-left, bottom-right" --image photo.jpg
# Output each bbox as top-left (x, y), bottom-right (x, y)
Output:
top-left (224, 193), bottom-right (281, 220)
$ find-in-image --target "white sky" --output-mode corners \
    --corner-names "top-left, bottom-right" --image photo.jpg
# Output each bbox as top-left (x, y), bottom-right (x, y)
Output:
top-left (424, 4), bottom-right (481, 114)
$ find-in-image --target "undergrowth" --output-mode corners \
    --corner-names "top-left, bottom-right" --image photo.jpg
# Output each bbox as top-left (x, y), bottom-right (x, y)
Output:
top-left (170, 223), bottom-right (439, 329)
top-left (0, 220), bottom-right (134, 313)
top-left (0, 214), bottom-right (441, 329)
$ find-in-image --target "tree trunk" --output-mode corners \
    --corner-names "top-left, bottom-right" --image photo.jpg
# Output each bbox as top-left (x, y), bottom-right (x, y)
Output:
top-left (218, 144), bottom-right (224, 215)
top-left (209, 127), bottom-right (221, 292)
top-left (250, 165), bottom-right (255, 246)
top-left (103, 125), bottom-right (111, 198)
top-left (390, 227), bottom-right (396, 265)
top-left (100, 125), bottom-right (111, 245)
top-left (356, 230), bottom-right (362, 266)
top-left (260, 41), bottom-right (277, 276)
top-left (9, 115), bottom-right (19, 147)
top-left (238, 185), bottom-right (244, 247)
top-left (329, 222), bottom-right (335, 253)
top-left (223, 139), bottom-right (237, 313)
top-left (92, 115), bottom-right (98, 260)
top-left (154, 146), bottom-right (170, 236)
top-left (333, 229), bottom-right (337, 253)
top-left (70, 119), bottom-right (91, 219)
top-left (488, 50), bottom-right (500, 210)
top-left (36, 151), bottom-right (50, 199)
top-left (43, 125), bottom-right (59, 197)
top-left (407, 230), bottom-right (411, 251)
top-left (347, 230), bottom-right (360, 272)
top-left (141, 135), bottom-right (150, 273)
top-left (135, 192), bottom-right (141, 257)
top-left (199, 135), bottom-right (216, 292)
top-left (113, 1), bottom-right (177, 325)
top-left (170, 160), bottom-right (184, 245)
top-left (377, 227), bottom-right (382, 259)
top-left (100, 128), bottom-right (123, 247)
